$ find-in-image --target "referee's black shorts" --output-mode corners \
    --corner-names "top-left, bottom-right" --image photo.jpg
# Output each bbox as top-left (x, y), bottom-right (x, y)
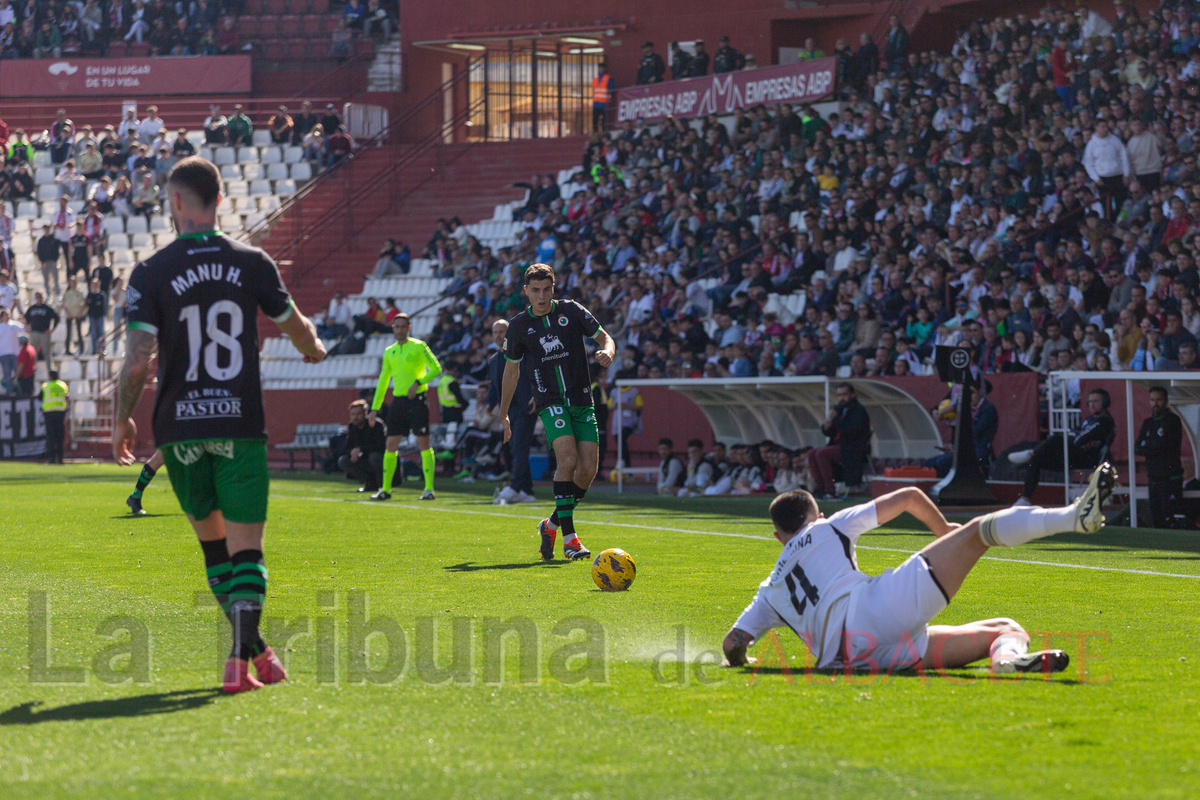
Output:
top-left (387, 395), bottom-right (430, 437)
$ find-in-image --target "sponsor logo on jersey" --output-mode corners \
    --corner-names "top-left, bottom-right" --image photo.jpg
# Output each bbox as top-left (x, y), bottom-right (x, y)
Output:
top-left (540, 334), bottom-right (565, 355)
top-left (172, 439), bottom-right (236, 464)
top-left (558, 315), bottom-right (569, 327)
top-left (532, 368), bottom-right (546, 394)
top-left (175, 397), bottom-right (244, 420)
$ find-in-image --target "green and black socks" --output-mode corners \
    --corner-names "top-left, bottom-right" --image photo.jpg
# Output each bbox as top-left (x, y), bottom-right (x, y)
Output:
top-left (550, 480), bottom-right (590, 542)
top-left (225, 548), bottom-right (268, 660)
top-left (130, 463), bottom-right (156, 499)
top-left (200, 538), bottom-right (234, 617)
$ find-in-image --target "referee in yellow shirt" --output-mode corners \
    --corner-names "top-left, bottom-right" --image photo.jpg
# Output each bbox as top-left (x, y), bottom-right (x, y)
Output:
top-left (368, 313), bottom-right (442, 500)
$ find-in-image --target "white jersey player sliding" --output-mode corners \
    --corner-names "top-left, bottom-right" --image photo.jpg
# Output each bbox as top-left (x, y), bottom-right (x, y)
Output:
top-left (723, 462), bottom-right (1117, 674)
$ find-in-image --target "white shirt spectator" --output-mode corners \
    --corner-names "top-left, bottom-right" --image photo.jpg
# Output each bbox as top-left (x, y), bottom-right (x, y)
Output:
top-left (1079, 10), bottom-right (1113, 42)
top-left (627, 291), bottom-right (656, 325)
top-left (833, 244), bottom-right (858, 273)
top-left (1083, 130), bottom-right (1131, 182)
top-left (327, 295), bottom-right (351, 326)
top-left (52, 205), bottom-right (75, 243)
top-left (0, 3), bottom-right (14, 29)
top-left (0, 281), bottom-right (16, 311)
top-left (0, 212), bottom-right (14, 248)
top-left (137, 114), bottom-right (164, 140)
top-left (0, 316), bottom-right (20, 355)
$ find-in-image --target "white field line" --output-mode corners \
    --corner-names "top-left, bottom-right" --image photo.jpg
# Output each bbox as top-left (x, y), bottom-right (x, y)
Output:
top-left (272, 494), bottom-right (1200, 581)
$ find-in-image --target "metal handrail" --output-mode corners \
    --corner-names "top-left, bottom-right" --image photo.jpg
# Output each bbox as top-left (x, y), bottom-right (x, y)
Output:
top-left (242, 61), bottom-right (475, 242)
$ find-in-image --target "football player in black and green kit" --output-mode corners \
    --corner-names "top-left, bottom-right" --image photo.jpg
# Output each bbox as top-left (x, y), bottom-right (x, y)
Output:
top-left (367, 312), bottom-right (442, 501)
top-left (500, 263), bottom-right (615, 560)
top-left (113, 157), bottom-right (326, 693)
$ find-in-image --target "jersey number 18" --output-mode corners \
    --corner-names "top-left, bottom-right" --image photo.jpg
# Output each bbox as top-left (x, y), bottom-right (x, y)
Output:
top-left (179, 301), bottom-right (244, 382)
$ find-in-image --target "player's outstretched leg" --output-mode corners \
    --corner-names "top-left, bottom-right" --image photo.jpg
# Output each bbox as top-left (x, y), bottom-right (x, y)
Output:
top-left (127, 449), bottom-right (164, 515)
top-left (563, 438), bottom-right (599, 560)
top-left (979, 462), bottom-right (1117, 546)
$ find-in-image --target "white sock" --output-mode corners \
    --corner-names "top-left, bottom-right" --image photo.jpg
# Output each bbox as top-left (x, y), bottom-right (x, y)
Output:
top-left (978, 505), bottom-right (1077, 547)
top-left (989, 631), bottom-right (1030, 666)
top-left (562, 532), bottom-right (578, 544)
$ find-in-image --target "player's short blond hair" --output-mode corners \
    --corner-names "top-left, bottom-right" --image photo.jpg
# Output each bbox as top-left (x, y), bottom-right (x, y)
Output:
top-left (524, 263), bottom-right (555, 285)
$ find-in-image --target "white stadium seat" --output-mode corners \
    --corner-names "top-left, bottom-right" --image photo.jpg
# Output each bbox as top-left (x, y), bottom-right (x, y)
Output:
top-left (149, 216), bottom-right (170, 233)
top-left (131, 232), bottom-right (153, 249)
top-left (125, 216), bottom-right (148, 233)
top-left (217, 196), bottom-right (235, 215)
top-left (219, 213), bottom-right (243, 231)
top-left (220, 164), bottom-right (243, 180)
top-left (16, 202), bottom-right (36, 218)
top-left (274, 179), bottom-right (296, 196)
top-left (37, 186), bottom-right (58, 201)
top-left (111, 250), bottom-right (135, 267)
top-left (260, 147), bottom-right (282, 164)
top-left (252, 130), bottom-right (273, 147)
top-left (225, 180), bottom-right (249, 197)
top-left (244, 211), bottom-right (266, 231)
top-left (106, 216), bottom-right (125, 233)
top-left (214, 147), bottom-right (236, 165)
top-left (107, 233), bottom-right (130, 249)
top-left (32, 150), bottom-right (51, 167)
top-left (34, 167), bottom-right (56, 184)
top-left (266, 163), bottom-right (289, 180)
top-left (290, 162), bottom-right (312, 181)
top-left (198, 146), bottom-right (213, 162)
top-left (283, 146), bottom-right (303, 163)
top-left (241, 163), bottom-right (263, 181)
top-left (250, 180), bottom-right (272, 196)
top-left (258, 196), bottom-right (281, 213)
top-left (237, 146), bottom-right (259, 163)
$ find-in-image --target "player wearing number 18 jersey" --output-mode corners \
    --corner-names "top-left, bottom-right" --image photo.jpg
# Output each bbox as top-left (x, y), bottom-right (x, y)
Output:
top-left (500, 263), bottom-right (615, 561)
top-left (114, 156), bottom-right (326, 693)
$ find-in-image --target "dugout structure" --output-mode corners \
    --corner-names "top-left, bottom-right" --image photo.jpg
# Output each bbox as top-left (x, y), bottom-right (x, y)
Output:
top-left (613, 377), bottom-right (943, 492)
top-left (1049, 371), bottom-right (1200, 527)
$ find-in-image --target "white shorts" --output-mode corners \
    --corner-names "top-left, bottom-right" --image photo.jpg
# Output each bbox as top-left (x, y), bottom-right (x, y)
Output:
top-left (842, 553), bottom-right (950, 671)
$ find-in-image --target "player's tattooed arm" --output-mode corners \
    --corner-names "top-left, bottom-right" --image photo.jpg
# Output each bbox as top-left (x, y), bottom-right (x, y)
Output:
top-left (722, 628), bottom-right (755, 667)
top-left (116, 328), bottom-right (157, 423)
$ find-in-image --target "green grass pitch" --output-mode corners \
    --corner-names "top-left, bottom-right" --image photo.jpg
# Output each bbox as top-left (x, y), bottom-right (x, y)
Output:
top-left (2, 461), bottom-right (1200, 798)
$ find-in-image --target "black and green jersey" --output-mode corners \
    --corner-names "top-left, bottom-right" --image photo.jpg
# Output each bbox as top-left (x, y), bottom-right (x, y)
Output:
top-left (126, 231), bottom-right (293, 446)
top-left (505, 299), bottom-right (601, 413)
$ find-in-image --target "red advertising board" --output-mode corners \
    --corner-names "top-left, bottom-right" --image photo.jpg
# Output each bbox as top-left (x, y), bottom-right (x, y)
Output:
top-left (615, 56), bottom-right (836, 124)
top-left (0, 55), bottom-right (252, 97)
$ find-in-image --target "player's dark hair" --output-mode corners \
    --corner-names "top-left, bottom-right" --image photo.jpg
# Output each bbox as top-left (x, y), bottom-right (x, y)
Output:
top-left (1149, 385), bottom-right (1168, 398)
top-left (167, 156), bottom-right (221, 208)
top-left (836, 382), bottom-right (856, 395)
top-left (524, 263), bottom-right (555, 285)
top-left (48, 370), bottom-right (58, 380)
top-left (770, 490), bottom-right (819, 535)
top-left (1089, 387), bottom-right (1111, 409)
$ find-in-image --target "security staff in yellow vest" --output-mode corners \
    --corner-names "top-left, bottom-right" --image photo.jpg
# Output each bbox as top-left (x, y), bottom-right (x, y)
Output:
top-left (436, 361), bottom-right (467, 425)
top-left (592, 63), bottom-right (613, 133)
top-left (41, 369), bottom-right (68, 464)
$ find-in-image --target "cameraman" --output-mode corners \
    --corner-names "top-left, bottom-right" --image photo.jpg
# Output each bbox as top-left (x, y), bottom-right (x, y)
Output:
top-left (1135, 386), bottom-right (1185, 528)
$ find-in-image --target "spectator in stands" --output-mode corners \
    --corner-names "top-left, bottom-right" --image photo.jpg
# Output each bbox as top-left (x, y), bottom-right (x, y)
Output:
top-left (325, 124), bottom-right (354, 167)
top-left (0, 21), bottom-right (15, 57)
top-left (656, 437), bottom-right (685, 495)
top-left (9, 162), bottom-right (31, 201)
top-left (85, 276), bottom-right (106, 354)
top-left (330, 18), bottom-right (353, 60)
top-left (12, 333), bottom-right (33, 395)
top-left (0, 308), bottom-right (18, 394)
top-left (364, 0), bottom-right (393, 40)
top-left (78, 142), bottom-right (103, 179)
top-left (268, 105), bottom-right (294, 145)
top-left (321, 103), bottom-right (343, 136)
top-left (339, 399), bottom-right (387, 493)
top-left (370, 239), bottom-right (411, 278)
top-left (689, 41), bottom-right (709, 76)
top-left (636, 41), bottom-right (665, 85)
top-left (137, 106), bottom-right (164, 140)
top-left (318, 290), bottom-right (351, 339)
top-left (132, 173), bottom-right (160, 219)
top-left (226, 104), bottom-right (253, 147)
top-left (292, 101), bottom-right (319, 146)
top-left (303, 123), bottom-right (325, 162)
top-left (203, 105), bottom-right (227, 144)
top-left (215, 15), bottom-right (239, 54)
top-left (69, 221), bottom-right (91, 283)
top-left (125, 0), bottom-right (150, 41)
top-left (89, 176), bottom-right (113, 214)
top-left (669, 42), bottom-right (690, 81)
top-left (79, 0), bottom-right (102, 45)
top-left (712, 35), bottom-right (745, 73)
top-left (36, 224), bottom-right (60, 299)
top-left (55, 160), bottom-right (85, 200)
top-left (60, 275), bottom-right (85, 356)
top-left (51, 195), bottom-right (75, 264)
top-left (342, 0), bottom-right (366, 31)
top-left (806, 382), bottom-right (871, 498)
top-left (13, 17), bottom-right (33, 58)
top-left (34, 18), bottom-right (62, 58)
top-left (24, 291), bottom-right (57, 359)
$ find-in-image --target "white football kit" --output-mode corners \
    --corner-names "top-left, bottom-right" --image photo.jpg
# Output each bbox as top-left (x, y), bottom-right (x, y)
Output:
top-left (732, 501), bottom-right (951, 670)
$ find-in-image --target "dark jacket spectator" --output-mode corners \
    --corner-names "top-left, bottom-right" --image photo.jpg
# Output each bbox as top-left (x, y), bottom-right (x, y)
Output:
top-left (712, 36), bottom-right (745, 73)
top-left (636, 42), bottom-right (666, 84)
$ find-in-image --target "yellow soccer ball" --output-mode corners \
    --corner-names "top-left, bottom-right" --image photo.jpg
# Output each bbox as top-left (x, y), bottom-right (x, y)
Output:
top-left (592, 548), bottom-right (636, 591)
top-left (936, 398), bottom-right (957, 421)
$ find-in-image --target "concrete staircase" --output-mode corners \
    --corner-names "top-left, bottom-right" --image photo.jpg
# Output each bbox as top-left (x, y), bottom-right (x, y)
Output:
top-left (367, 38), bottom-right (402, 93)
top-left (260, 136), bottom-right (587, 316)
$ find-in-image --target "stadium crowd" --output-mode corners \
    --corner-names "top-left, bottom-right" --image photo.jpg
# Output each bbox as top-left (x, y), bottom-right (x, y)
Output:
top-left (405, 3), bottom-right (1200, 401)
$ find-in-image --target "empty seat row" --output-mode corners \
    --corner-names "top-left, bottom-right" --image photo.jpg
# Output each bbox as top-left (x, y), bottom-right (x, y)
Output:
top-left (204, 145), bottom-right (306, 165)
top-left (356, 277), bottom-right (451, 298)
top-left (219, 162), bottom-right (313, 182)
top-left (223, 179), bottom-right (297, 197)
top-left (262, 379), bottom-right (339, 391)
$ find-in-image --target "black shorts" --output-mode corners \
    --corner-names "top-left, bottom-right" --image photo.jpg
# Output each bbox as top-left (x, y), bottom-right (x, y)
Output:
top-left (387, 395), bottom-right (429, 437)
